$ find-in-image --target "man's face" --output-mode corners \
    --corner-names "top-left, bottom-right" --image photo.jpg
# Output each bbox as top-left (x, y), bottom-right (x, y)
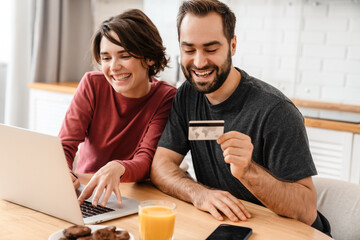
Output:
top-left (179, 12), bottom-right (235, 94)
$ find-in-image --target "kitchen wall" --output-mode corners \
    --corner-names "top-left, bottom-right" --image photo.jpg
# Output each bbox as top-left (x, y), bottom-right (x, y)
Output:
top-left (94, 0), bottom-right (360, 105)
top-left (0, 63), bottom-right (6, 123)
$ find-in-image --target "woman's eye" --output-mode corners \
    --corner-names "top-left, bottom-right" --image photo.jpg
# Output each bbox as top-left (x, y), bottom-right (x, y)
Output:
top-left (101, 56), bottom-right (110, 61)
top-left (120, 55), bottom-right (131, 59)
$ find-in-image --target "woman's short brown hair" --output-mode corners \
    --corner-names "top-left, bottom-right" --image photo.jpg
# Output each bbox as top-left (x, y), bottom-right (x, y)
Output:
top-left (177, 0), bottom-right (236, 43)
top-left (92, 9), bottom-right (168, 77)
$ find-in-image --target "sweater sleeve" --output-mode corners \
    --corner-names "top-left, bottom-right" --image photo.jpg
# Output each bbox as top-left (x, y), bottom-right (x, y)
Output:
top-left (117, 86), bottom-right (176, 182)
top-left (58, 73), bottom-right (95, 170)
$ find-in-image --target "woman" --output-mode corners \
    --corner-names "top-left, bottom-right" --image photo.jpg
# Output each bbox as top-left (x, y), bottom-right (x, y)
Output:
top-left (58, 9), bottom-right (176, 207)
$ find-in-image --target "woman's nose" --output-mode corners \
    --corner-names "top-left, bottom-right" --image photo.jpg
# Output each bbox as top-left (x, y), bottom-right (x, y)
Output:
top-left (110, 59), bottom-right (121, 71)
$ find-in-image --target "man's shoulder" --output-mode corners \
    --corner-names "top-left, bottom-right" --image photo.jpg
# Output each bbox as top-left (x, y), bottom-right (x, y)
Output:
top-left (239, 69), bottom-right (294, 108)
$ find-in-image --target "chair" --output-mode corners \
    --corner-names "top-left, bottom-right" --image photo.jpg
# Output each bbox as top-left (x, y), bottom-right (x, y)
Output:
top-left (313, 177), bottom-right (360, 240)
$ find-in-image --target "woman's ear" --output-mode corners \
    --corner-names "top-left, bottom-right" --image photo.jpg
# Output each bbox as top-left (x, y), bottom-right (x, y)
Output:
top-left (146, 59), bottom-right (155, 67)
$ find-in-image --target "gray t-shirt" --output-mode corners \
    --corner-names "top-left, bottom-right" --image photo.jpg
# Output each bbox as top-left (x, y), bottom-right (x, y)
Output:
top-left (158, 68), bottom-right (317, 206)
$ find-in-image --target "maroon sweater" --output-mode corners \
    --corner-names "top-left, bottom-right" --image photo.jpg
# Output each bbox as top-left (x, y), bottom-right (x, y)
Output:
top-left (59, 71), bottom-right (176, 182)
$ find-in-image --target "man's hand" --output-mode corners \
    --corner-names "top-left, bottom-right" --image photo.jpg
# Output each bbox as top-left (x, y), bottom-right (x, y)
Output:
top-left (192, 188), bottom-right (251, 222)
top-left (78, 161), bottom-right (125, 207)
top-left (217, 131), bottom-right (254, 180)
top-left (71, 173), bottom-right (80, 189)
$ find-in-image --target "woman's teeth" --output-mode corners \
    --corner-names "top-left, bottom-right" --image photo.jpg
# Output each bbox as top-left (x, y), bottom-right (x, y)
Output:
top-left (112, 73), bottom-right (131, 81)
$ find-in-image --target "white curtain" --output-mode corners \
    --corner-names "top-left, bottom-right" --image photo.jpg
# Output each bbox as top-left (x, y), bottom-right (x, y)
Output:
top-left (4, 0), bottom-right (35, 127)
top-left (5, 0), bottom-right (92, 128)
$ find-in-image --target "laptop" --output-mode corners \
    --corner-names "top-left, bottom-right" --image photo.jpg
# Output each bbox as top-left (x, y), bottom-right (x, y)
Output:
top-left (0, 124), bottom-right (140, 225)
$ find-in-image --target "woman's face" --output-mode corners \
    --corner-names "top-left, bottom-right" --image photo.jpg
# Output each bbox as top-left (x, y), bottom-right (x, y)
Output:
top-left (99, 31), bottom-right (152, 98)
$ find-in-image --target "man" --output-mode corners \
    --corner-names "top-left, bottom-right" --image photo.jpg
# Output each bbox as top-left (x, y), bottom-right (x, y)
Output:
top-left (150, 0), bottom-right (330, 235)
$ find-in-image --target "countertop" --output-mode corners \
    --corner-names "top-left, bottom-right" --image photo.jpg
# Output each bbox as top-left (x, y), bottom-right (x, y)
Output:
top-left (28, 82), bottom-right (360, 134)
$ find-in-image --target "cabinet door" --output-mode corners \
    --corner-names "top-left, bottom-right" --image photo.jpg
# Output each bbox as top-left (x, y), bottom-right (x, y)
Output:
top-left (29, 89), bottom-right (73, 136)
top-left (306, 127), bottom-right (353, 182)
top-left (351, 134), bottom-right (360, 183)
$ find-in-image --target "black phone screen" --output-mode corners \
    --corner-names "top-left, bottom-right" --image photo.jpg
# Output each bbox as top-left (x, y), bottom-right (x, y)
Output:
top-left (206, 224), bottom-right (253, 240)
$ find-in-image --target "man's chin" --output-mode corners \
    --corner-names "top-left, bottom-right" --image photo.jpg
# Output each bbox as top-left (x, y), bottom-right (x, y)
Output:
top-left (193, 82), bottom-right (212, 93)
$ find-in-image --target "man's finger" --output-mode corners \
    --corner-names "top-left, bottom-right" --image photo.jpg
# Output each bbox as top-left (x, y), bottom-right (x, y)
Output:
top-left (227, 194), bottom-right (251, 219)
top-left (207, 204), bottom-right (224, 221)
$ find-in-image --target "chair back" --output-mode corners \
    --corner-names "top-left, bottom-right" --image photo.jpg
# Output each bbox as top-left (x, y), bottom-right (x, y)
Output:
top-left (313, 177), bottom-right (360, 240)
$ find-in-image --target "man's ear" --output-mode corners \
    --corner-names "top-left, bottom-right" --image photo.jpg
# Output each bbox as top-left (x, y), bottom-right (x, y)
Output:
top-left (230, 35), bottom-right (237, 56)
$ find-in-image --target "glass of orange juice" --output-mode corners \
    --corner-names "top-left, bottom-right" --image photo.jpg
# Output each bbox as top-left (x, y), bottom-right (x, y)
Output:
top-left (138, 200), bottom-right (176, 240)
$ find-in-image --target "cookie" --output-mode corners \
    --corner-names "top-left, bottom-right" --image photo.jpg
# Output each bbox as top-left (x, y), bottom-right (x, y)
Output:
top-left (105, 226), bottom-right (116, 232)
top-left (115, 230), bottom-right (130, 240)
top-left (63, 225), bottom-right (92, 239)
top-left (92, 228), bottom-right (116, 240)
top-left (77, 236), bottom-right (93, 240)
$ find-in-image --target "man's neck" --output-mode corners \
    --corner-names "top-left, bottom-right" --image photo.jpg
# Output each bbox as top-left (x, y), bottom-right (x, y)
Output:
top-left (205, 66), bottom-right (241, 105)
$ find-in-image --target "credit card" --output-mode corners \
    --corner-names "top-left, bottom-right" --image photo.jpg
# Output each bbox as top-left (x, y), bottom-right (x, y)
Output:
top-left (188, 120), bottom-right (225, 140)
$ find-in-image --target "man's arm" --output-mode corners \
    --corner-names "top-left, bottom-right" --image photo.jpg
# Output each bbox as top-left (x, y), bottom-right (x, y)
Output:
top-left (218, 131), bottom-right (317, 225)
top-left (150, 147), bottom-right (251, 222)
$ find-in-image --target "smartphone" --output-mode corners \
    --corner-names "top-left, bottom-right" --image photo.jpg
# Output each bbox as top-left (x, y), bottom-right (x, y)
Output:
top-left (206, 224), bottom-right (252, 240)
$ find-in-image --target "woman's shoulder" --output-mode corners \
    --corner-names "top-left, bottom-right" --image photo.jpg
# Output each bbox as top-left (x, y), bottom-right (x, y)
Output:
top-left (81, 71), bottom-right (106, 83)
top-left (151, 78), bottom-right (177, 96)
top-left (78, 71), bottom-right (108, 90)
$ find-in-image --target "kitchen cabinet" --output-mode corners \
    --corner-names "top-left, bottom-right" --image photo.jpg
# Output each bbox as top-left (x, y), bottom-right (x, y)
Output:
top-left (29, 89), bottom-right (73, 136)
top-left (351, 134), bottom-right (360, 183)
top-left (306, 127), bottom-right (360, 184)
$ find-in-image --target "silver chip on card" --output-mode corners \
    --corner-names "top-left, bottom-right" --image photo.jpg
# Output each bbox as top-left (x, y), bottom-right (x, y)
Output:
top-left (188, 120), bottom-right (225, 140)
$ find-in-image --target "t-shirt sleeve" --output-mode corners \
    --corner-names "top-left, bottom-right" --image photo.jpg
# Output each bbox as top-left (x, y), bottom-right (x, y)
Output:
top-left (58, 73), bottom-right (95, 170)
top-left (158, 84), bottom-right (190, 156)
top-left (262, 101), bottom-right (317, 181)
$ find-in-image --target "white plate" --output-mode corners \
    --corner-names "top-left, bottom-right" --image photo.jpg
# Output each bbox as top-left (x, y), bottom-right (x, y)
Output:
top-left (48, 225), bottom-right (134, 240)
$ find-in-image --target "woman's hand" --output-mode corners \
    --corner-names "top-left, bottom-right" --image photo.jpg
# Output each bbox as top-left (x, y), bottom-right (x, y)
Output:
top-left (78, 161), bottom-right (125, 207)
top-left (71, 172), bottom-right (80, 189)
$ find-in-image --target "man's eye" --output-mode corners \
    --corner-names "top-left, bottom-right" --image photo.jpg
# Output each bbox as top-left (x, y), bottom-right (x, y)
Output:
top-left (206, 49), bottom-right (217, 53)
top-left (183, 49), bottom-right (195, 54)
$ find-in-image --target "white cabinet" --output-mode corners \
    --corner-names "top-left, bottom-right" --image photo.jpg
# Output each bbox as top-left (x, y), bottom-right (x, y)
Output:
top-left (306, 127), bottom-right (359, 183)
top-left (29, 89), bottom-right (73, 136)
top-left (350, 134), bottom-right (360, 183)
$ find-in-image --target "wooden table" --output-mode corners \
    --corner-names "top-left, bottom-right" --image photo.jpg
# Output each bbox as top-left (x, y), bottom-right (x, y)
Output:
top-left (0, 181), bottom-right (332, 240)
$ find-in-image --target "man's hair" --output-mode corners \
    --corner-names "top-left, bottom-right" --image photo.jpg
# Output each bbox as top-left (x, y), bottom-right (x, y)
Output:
top-left (92, 9), bottom-right (168, 77)
top-left (177, 0), bottom-right (236, 43)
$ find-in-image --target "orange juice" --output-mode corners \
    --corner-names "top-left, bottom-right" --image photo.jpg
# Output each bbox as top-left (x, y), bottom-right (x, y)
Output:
top-left (139, 204), bottom-right (176, 240)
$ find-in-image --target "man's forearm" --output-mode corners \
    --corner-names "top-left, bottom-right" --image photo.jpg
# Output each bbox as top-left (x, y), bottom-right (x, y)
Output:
top-left (238, 163), bottom-right (317, 225)
top-left (151, 160), bottom-right (205, 204)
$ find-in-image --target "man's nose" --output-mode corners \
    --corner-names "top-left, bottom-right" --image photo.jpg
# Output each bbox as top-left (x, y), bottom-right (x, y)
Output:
top-left (193, 51), bottom-right (207, 69)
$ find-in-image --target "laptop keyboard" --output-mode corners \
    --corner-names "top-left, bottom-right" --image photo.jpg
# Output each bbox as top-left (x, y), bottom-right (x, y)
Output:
top-left (80, 200), bottom-right (115, 218)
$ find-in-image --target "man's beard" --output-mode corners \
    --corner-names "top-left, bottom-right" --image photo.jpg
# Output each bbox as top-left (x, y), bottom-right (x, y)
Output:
top-left (181, 50), bottom-right (232, 94)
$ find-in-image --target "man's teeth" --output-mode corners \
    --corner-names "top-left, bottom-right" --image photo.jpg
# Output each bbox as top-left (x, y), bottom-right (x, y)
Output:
top-left (113, 74), bottom-right (131, 81)
top-left (194, 70), bottom-right (212, 77)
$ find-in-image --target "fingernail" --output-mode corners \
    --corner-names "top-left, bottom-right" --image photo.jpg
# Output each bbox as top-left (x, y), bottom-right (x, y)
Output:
top-left (241, 215), bottom-right (247, 221)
